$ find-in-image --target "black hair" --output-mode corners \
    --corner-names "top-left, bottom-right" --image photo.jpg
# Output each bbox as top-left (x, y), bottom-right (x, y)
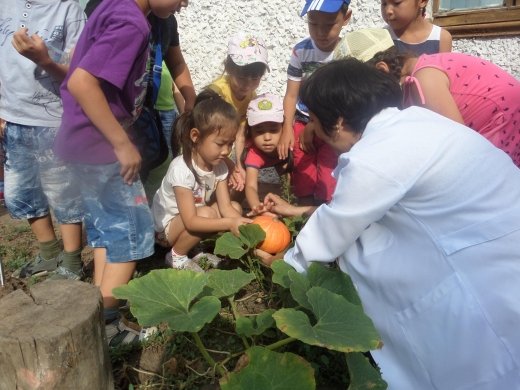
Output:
top-left (300, 58), bottom-right (402, 135)
top-left (367, 46), bottom-right (415, 84)
top-left (175, 89), bottom-right (239, 183)
top-left (224, 56), bottom-right (268, 79)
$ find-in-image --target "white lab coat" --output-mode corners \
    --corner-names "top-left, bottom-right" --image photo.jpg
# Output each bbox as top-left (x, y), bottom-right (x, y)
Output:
top-left (285, 107), bottom-right (520, 389)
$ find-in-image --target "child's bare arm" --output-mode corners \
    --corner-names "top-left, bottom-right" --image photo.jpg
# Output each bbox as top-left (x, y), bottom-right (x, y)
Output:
top-left (12, 28), bottom-right (69, 83)
top-left (280, 80), bottom-right (300, 159)
top-left (67, 68), bottom-right (141, 184)
top-left (414, 68), bottom-right (464, 124)
top-left (233, 122), bottom-right (247, 177)
top-left (165, 45), bottom-right (196, 112)
top-left (439, 28), bottom-right (453, 52)
top-left (244, 167), bottom-right (261, 213)
top-left (176, 184), bottom-right (250, 236)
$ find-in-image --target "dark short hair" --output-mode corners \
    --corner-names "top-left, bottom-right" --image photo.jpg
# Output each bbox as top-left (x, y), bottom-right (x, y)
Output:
top-left (300, 58), bottom-right (402, 135)
top-left (224, 56), bottom-right (268, 79)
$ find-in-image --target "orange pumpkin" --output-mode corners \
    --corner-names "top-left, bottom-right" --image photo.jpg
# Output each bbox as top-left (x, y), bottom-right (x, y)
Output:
top-left (252, 216), bottom-right (291, 254)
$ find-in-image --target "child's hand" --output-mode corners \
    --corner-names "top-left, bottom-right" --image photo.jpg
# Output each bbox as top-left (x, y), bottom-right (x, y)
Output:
top-left (229, 217), bottom-right (253, 236)
top-left (11, 28), bottom-right (51, 67)
top-left (228, 166), bottom-right (246, 191)
top-left (247, 204), bottom-right (277, 218)
top-left (278, 125), bottom-right (294, 160)
top-left (114, 140), bottom-right (142, 185)
top-left (299, 123), bottom-right (315, 154)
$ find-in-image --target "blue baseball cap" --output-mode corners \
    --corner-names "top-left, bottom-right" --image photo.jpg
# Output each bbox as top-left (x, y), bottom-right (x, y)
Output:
top-left (300, 0), bottom-right (351, 16)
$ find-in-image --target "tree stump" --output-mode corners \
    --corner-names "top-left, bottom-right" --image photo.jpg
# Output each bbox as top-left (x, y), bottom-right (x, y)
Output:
top-left (0, 280), bottom-right (114, 390)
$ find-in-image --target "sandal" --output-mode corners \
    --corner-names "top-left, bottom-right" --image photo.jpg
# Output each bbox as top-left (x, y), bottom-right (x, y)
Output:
top-left (192, 252), bottom-right (224, 268)
top-left (48, 266), bottom-right (83, 281)
top-left (14, 253), bottom-right (61, 278)
top-left (105, 318), bottom-right (140, 347)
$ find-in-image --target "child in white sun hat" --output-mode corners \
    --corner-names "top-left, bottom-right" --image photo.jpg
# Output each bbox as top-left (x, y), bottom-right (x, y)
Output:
top-left (207, 33), bottom-right (269, 197)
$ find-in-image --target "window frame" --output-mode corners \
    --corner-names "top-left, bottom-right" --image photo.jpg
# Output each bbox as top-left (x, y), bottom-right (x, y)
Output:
top-left (432, 0), bottom-right (520, 38)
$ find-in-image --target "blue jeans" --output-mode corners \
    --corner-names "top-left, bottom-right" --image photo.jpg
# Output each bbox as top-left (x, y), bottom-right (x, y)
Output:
top-left (157, 109), bottom-right (179, 155)
top-left (73, 162), bottom-right (154, 262)
top-left (3, 123), bottom-right (82, 223)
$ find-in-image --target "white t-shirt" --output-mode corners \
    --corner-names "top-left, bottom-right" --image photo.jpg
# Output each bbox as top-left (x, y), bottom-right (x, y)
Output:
top-left (152, 155), bottom-right (228, 231)
top-left (0, 0), bottom-right (86, 127)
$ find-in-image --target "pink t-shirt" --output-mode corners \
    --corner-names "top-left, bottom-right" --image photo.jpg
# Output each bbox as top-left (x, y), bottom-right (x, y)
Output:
top-left (244, 145), bottom-right (284, 169)
top-left (403, 52), bottom-right (520, 166)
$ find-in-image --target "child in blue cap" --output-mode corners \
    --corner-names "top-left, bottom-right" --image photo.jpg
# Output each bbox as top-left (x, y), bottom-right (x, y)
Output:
top-left (279, 0), bottom-right (352, 207)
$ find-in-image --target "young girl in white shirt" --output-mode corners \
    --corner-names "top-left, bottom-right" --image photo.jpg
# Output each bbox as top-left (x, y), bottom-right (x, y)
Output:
top-left (152, 90), bottom-right (251, 271)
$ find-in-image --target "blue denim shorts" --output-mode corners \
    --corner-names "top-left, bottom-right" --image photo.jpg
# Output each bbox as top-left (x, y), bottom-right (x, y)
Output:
top-left (3, 123), bottom-right (82, 223)
top-left (73, 162), bottom-right (154, 263)
top-left (157, 109), bottom-right (178, 155)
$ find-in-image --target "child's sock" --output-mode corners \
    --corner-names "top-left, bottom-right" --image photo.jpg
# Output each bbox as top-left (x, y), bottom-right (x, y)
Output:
top-left (165, 247), bottom-right (189, 268)
top-left (39, 239), bottom-right (61, 260)
top-left (60, 248), bottom-right (83, 273)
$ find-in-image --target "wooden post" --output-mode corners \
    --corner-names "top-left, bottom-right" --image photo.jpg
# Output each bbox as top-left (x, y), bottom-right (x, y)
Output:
top-left (0, 280), bottom-right (114, 390)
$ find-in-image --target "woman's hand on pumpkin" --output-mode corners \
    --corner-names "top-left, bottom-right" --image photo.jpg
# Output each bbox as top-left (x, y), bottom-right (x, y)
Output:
top-left (247, 203), bottom-right (277, 218)
top-left (263, 193), bottom-right (297, 217)
top-left (254, 248), bottom-right (285, 267)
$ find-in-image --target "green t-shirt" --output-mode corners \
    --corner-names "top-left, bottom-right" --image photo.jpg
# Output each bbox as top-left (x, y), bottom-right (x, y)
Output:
top-left (155, 61), bottom-right (176, 111)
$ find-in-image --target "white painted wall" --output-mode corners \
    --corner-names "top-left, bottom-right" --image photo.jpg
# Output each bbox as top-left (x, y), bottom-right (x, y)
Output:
top-left (177, 0), bottom-right (519, 97)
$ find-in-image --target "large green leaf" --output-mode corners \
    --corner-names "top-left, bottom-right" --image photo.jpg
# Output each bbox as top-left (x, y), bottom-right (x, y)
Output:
top-left (271, 260), bottom-right (294, 288)
top-left (214, 224), bottom-right (266, 259)
top-left (113, 269), bottom-right (221, 333)
top-left (214, 232), bottom-right (249, 259)
top-left (307, 263), bottom-right (362, 306)
top-left (273, 287), bottom-right (382, 353)
top-left (205, 269), bottom-right (255, 298)
top-left (220, 346), bottom-right (315, 390)
top-left (288, 270), bottom-right (312, 310)
top-left (346, 352), bottom-right (387, 390)
top-left (239, 223), bottom-right (266, 248)
top-left (236, 309), bottom-right (276, 337)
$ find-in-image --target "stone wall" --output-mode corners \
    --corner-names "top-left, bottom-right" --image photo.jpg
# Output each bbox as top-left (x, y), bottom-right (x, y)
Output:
top-left (176, 0), bottom-right (519, 97)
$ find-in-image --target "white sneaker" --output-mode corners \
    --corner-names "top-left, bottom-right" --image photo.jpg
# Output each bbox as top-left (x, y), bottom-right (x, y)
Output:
top-left (192, 252), bottom-right (224, 268)
top-left (139, 326), bottom-right (158, 341)
top-left (165, 251), bottom-right (204, 272)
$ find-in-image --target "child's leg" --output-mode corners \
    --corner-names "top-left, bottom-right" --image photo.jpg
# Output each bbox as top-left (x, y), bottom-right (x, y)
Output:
top-left (37, 126), bottom-right (83, 276)
top-left (315, 138), bottom-right (338, 204)
top-left (77, 162), bottom-right (154, 330)
top-left (167, 206), bottom-right (218, 255)
top-left (3, 123), bottom-right (62, 274)
top-left (93, 247), bottom-right (136, 313)
top-left (291, 120), bottom-right (318, 205)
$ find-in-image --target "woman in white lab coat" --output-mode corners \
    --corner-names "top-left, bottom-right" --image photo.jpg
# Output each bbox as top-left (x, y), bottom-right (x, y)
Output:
top-left (267, 58), bottom-right (520, 390)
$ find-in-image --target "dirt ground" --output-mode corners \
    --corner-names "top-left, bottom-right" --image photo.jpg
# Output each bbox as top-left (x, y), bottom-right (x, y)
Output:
top-left (0, 205), bottom-right (36, 299)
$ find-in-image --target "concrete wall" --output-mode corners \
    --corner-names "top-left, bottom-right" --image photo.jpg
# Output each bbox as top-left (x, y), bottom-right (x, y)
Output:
top-left (176, 0), bottom-right (519, 97)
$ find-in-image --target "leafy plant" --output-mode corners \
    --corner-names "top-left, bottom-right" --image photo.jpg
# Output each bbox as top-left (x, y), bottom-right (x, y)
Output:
top-left (114, 226), bottom-right (387, 389)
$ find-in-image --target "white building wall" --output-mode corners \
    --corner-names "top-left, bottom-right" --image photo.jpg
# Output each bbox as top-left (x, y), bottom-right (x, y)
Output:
top-left (177, 0), bottom-right (519, 98)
